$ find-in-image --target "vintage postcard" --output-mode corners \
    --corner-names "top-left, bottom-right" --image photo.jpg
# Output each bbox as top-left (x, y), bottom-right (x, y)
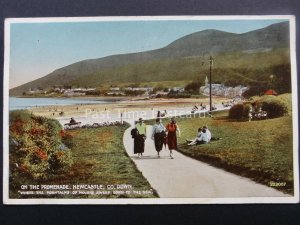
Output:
top-left (3, 16), bottom-right (299, 204)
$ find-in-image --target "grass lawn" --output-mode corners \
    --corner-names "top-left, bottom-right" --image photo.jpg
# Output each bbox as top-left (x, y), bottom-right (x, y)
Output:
top-left (11, 125), bottom-right (157, 198)
top-left (160, 111), bottom-right (294, 194)
top-left (55, 125), bottom-right (158, 198)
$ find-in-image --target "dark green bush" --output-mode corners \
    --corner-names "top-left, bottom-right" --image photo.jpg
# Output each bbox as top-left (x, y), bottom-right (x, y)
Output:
top-left (259, 98), bottom-right (288, 118)
top-left (229, 104), bottom-right (245, 119)
top-left (229, 95), bottom-right (288, 120)
top-left (185, 81), bottom-right (202, 93)
top-left (167, 93), bottom-right (191, 98)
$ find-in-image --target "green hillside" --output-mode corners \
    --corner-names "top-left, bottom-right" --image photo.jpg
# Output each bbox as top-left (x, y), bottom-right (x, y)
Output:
top-left (68, 48), bottom-right (289, 86)
top-left (10, 21), bottom-right (291, 96)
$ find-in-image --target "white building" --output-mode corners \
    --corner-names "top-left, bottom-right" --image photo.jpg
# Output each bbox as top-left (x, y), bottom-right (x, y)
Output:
top-left (124, 87), bottom-right (153, 92)
top-left (199, 77), bottom-right (248, 98)
top-left (171, 87), bottom-right (185, 93)
top-left (156, 91), bottom-right (169, 96)
top-left (106, 91), bottom-right (125, 96)
top-left (109, 87), bottom-right (120, 91)
top-left (64, 90), bottom-right (86, 96)
top-left (26, 88), bottom-right (45, 95)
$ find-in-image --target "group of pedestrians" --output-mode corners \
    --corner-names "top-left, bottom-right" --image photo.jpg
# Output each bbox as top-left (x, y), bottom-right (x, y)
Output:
top-left (131, 117), bottom-right (180, 159)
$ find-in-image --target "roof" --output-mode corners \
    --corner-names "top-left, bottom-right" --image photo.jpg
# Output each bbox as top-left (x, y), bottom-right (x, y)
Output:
top-left (264, 89), bottom-right (278, 95)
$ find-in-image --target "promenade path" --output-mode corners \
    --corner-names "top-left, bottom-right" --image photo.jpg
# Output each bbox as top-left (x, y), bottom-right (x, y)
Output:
top-left (123, 126), bottom-right (289, 198)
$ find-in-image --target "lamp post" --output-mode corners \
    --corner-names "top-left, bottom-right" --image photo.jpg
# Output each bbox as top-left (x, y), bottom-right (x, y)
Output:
top-left (209, 56), bottom-right (213, 112)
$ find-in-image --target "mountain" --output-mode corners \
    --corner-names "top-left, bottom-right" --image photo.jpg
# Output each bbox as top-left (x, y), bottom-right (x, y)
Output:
top-left (10, 21), bottom-right (290, 95)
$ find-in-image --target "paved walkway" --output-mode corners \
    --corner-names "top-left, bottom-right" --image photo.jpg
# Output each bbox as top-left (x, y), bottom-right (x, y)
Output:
top-left (123, 125), bottom-right (289, 198)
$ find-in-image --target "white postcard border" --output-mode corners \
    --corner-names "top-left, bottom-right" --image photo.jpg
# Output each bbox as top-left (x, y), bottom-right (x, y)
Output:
top-left (3, 15), bottom-right (299, 204)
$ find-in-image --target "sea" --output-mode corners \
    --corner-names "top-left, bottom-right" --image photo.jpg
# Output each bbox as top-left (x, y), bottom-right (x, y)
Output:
top-left (9, 97), bottom-right (118, 111)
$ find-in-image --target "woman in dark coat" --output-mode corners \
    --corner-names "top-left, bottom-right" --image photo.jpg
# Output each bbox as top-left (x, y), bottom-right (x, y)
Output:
top-left (131, 118), bottom-right (147, 158)
top-left (131, 128), bottom-right (140, 154)
top-left (151, 118), bottom-right (166, 158)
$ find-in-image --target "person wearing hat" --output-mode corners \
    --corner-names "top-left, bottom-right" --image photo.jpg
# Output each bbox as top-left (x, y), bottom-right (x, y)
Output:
top-left (135, 118), bottom-right (147, 158)
top-left (151, 118), bottom-right (166, 158)
top-left (165, 117), bottom-right (180, 159)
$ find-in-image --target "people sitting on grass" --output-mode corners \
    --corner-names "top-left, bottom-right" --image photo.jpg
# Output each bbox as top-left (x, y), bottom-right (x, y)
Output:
top-left (186, 127), bottom-right (210, 145)
top-left (186, 125), bottom-right (220, 146)
top-left (203, 125), bottom-right (211, 140)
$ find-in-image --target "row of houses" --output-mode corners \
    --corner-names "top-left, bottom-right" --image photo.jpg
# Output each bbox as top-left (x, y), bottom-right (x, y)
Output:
top-left (26, 88), bottom-right (46, 95)
top-left (106, 87), bottom-right (155, 96)
top-left (199, 76), bottom-right (248, 98)
top-left (106, 86), bottom-right (185, 96)
top-left (60, 88), bottom-right (96, 96)
top-left (54, 87), bottom-right (96, 93)
top-left (26, 87), bottom-right (97, 96)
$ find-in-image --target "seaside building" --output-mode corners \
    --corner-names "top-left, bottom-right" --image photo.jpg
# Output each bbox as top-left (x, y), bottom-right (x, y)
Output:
top-left (124, 87), bottom-right (154, 96)
top-left (106, 91), bottom-right (125, 96)
top-left (171, 87), bottom-right (185, 93)
top-left (155, 91), bottom-right (169, 97)
top-left (64, 90), bottom-right (86, 96)
top-left (109, 87), bottom-right (120, 91)
top-left (26, 88), bottom-right (46, 95)
top-left (199, 77), bottom-right (248, 98)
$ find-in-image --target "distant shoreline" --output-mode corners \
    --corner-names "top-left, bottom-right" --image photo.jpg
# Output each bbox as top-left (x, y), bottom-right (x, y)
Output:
top-left (26, 96), bottom-right (230, 121)
top-left (11, 95), bottom-right (131, 101)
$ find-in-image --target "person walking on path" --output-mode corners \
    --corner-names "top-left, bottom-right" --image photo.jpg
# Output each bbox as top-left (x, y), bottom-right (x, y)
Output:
top-left (165, 117), bottom-right (180, 159)
top-left (151, 118), bottom-right (166, 158)
top-left (134, 118), bottom-right (147, 158)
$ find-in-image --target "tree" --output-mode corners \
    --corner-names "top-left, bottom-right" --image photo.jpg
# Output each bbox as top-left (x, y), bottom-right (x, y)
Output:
top-left (271, 64), bottom-right (291, 94)
top-left (242, 82), bottom-right (265, 98)
top-left (185, 81), bottom-right (202, 93)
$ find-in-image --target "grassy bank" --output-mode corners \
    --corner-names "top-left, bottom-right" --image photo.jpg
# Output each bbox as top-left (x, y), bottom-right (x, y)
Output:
top-left (159, 110), bottom-right (294, 194)
top-left (57, 126), bottom-right (158, 198)
top-left (9, 111), bottom-right (157, 198)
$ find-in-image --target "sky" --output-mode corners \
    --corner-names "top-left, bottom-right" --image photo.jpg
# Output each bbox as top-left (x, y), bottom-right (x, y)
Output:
top-left (9, 18), bottom-right (287, 88)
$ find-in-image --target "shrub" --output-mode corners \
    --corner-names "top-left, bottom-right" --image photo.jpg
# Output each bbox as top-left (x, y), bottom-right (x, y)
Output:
top-left (60, 130), bottom-right (75, 148)
top-left (48, 150), bottom-right (73, 174)
top-left (229, 95), bottom-right (289, 120)
top-left (258, 98), bottom-right (288, 118)
top-left (167, 93), bottom-right (191, 98)
top-left (277, 93), bottom-right (292, 112)
top-left (228, 104), bottom-right (244, 119)
top-left (185, 81), bottom-right (202, 93)
top-left (9, 110), bottom-right (73, 183)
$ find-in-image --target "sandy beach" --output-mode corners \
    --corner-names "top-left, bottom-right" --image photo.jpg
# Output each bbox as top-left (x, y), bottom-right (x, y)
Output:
top-left (28, 96), bottom-right (231, 126)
